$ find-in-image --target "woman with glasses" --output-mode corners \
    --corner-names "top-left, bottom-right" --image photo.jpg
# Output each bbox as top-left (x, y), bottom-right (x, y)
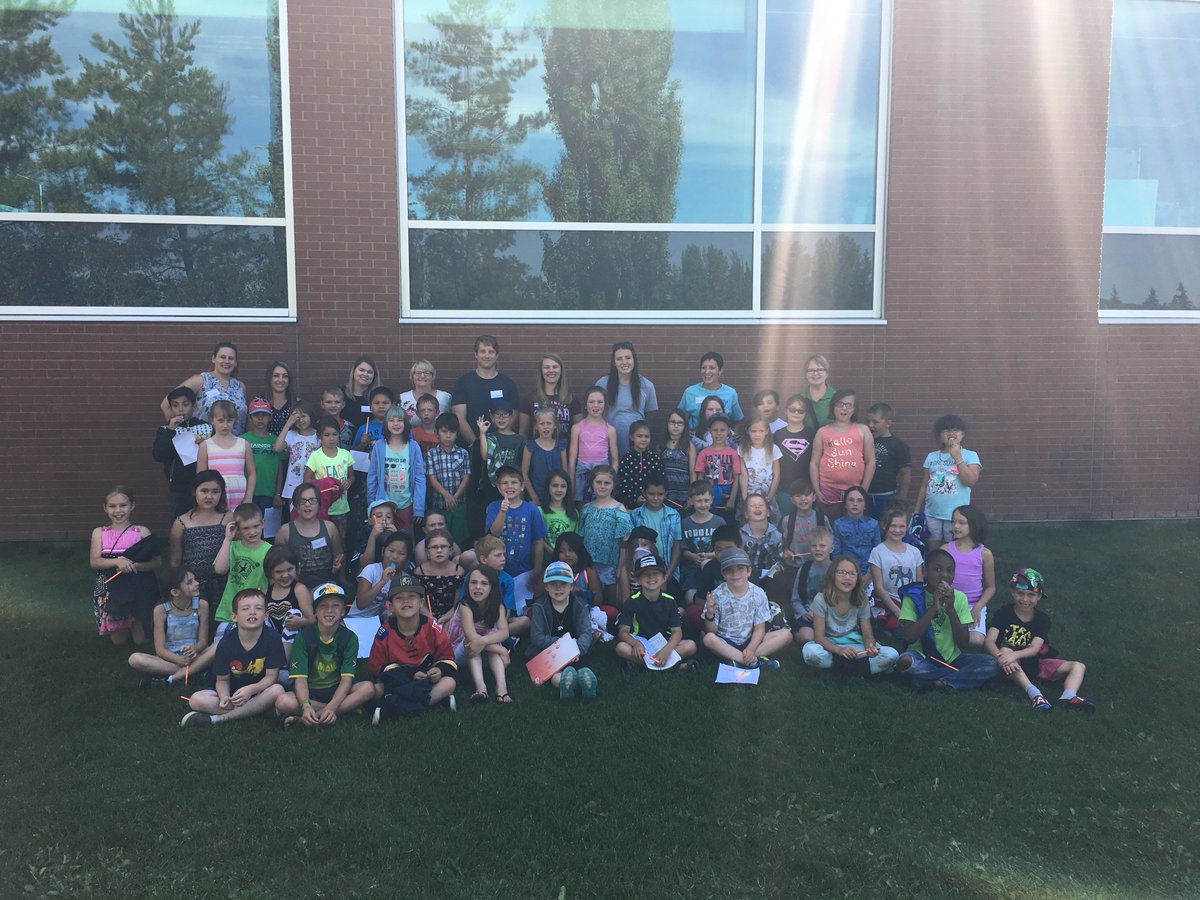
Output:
top-left (800, 354), bottom-right (837, 425)
top-left (594, 342), bottom-right (659, 456)
top-left (809, 389), bottom-right (876, 519)
top-left (399, 359), bottom-right (452, 423)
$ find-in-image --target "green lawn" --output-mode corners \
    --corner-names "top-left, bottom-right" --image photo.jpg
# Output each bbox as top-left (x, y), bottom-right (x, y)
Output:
top-left (2, 522), bottom-right (1197, 899)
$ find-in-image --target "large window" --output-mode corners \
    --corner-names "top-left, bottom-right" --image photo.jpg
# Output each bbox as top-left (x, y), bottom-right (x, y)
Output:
top-left (0, 0), bottom-right (293, 319)
top-left (1100, 0), bottom-right (1200, 321)
top-left (398, 0), bottom-right (890, 320)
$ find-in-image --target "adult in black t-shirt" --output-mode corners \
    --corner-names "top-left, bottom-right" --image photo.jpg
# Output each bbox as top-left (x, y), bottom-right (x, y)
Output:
top-left (450, 335), bottom-right (522, 442)
top-left (450, 335), bottom-right (521, 538)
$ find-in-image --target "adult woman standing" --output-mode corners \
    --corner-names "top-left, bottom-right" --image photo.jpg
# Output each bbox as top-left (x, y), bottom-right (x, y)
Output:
top-left (342, 355), bottom-right (381, 432)
top-left (594, 342), bottom-right (658, 456)
top-left (161, 341), bottom-right (248, 434)
top-left (800, 354), bottom-right (837, 425)
top-left (677, 351), bottom-right (743, 430)
top-left (524, 353), bottom-right (580, 441)
top-left (809, 389), bottom-right (875, 519)
top-left (264, 360), bottom-right (296, 436)
top-left (399, 359), bottom-right (452, 422)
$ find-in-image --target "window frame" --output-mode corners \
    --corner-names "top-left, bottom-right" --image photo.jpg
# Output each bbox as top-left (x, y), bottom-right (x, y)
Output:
top-left (0, 0), bottom-right (297, 323)
top-left (395, 0), bottom-right (893, 324)
top-left (1099, 0), bottom-right (1200, 325)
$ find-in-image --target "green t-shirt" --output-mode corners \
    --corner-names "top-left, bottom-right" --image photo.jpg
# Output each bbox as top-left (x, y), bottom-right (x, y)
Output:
top-left (899, 587), bottom-right (972, 663)
top-left (216, 541), bottom-right (271, 622)
top-left (245, 432), bottom-right (283, 500)
top-left (289, 626), bottom-right (359, 691)
top-left (541, 507), bottom-right (578, 551)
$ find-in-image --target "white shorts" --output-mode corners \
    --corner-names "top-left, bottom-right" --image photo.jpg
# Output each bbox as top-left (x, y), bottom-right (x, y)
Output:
top-left (969, 604), bottom-right (987, 635)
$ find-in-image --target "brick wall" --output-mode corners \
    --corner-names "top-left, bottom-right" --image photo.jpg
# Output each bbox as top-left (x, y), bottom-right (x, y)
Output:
top-left (2, 0), bottom-right (1196, 541)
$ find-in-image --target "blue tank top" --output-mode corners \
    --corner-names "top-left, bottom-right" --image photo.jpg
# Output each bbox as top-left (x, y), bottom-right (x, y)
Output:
top-left (163, 597), bottom-right (200, 652)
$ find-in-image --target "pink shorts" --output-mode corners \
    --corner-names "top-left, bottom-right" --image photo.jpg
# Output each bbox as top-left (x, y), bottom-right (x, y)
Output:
top-left (1037, 657), bottom-right (1067, 680)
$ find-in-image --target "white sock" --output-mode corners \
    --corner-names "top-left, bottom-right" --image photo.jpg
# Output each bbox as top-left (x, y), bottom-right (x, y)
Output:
top-left (1060, 689), bottom-right (1077, 701)
top-left (210, 715), bottom-right (220, 724)
top-left (1024, 683), bottom-right (1043, 700)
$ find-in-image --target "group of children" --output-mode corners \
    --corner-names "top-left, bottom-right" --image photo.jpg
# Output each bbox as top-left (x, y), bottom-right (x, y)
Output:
top-left (89, 357), bottom-right (1096, 728)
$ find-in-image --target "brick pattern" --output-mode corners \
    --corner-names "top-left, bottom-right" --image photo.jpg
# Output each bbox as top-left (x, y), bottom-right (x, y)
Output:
top-left (2, 0), bottom-right (1197, 541)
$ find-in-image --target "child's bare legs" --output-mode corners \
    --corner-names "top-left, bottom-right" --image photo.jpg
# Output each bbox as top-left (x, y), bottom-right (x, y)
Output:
top-left (967, 631), bottom-right (986, 649)
top-left (488, 651), bottom-right (510, 699)
top-left (428, 675), bottom-right (456, 705)
top-left (757, 628), bottom-right (793, 658)
top-left (187, 684), bottom-right (285, 723)
top-left (276, 682), bottom-right (375, 723)
top-left (466, 653), bottom-right (487, 695)
top-left (128, 653), bottom-right (179, 676)
top-left (702, 633), bottom-right (747, 664)
top-left (793, 624), bottom-right (815, 644)
top-left (507, 614), bottom-right (530, 637)
top-left (1053, 660), bottom-right (1086, 693)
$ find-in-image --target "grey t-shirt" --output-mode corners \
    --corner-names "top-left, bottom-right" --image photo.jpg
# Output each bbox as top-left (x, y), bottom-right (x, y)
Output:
top-left (809, 592), bottom-right (869, 640)
top-left (595, 375), bottom-right (659, 456)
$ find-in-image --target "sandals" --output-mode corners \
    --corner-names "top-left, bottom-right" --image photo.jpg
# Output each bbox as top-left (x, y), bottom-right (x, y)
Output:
top-left (495, 693), bottom-right (513, 704)
top-left (470, 691), bottom-right (488, 704)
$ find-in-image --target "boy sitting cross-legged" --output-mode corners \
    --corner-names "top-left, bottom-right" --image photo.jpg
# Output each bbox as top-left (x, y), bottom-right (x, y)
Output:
top-left (615, 554), bottom-right (697, 671)
top-left (701, 547), bottom-right (793, 670)
top-left (181, 588), bottom-right (285, 727)
top-left (895, 548), bottom-right (999, 691)
top-left (368, 575), bottom-right (458, 722)
top-left (276, 582), bottom-right (375, 727)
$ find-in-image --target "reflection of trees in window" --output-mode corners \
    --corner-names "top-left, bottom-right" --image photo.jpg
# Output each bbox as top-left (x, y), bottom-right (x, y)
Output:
top-left (0, 221), bottom-right (285, 308)
top-left (675, 244), bottom-right (751, 310)
top-left (539, 0), bottom-right (682, 309)
top-left (762, 234), bottom-right (873, 311)
top-left (0, 2), bottom-right (70, 210)
top-left (54, 0), bottom-right (259, 219)
top-left (406, 0), bottom-right (548, 220)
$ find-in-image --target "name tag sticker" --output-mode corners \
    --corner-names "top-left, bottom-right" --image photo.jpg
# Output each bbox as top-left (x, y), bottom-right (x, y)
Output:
top-left (311, 537), bottom-right (328, 549)
top-left (361, 405), bottom-right (371, 413)
top-left (490, 389), bottom-right (504, 399)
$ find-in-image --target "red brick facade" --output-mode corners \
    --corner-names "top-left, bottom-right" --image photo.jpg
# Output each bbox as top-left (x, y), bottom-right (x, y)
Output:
top-left (3, 0), bottom-right (1196, 541)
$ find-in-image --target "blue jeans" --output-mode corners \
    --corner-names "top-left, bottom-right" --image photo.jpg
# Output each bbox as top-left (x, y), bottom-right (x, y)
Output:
top-left (900, 650), bottom-right (999, 691)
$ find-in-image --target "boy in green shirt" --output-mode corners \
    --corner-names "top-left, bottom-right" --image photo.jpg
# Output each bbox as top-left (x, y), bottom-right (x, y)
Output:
top-left (244, 398), bottom-right (285, 512)
top-left (896, 548), bottom-right (999, 691)
top-left (276, 583), bottom-right (375, 727)
top-left (213, 504), bottom-right (270, 623)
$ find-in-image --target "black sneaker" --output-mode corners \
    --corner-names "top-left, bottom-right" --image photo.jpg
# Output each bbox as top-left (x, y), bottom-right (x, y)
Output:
top-left (179, 711), bottom-right (210, 728)
top-left (1058, 695), bottom-right (1096, 713)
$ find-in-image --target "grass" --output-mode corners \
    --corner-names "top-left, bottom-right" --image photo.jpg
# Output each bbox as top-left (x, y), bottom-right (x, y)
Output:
top-left (1, 522), bottom-right (1197, 899)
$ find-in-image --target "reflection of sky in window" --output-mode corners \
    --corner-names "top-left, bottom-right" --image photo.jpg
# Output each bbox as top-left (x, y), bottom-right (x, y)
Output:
top-left (35, 3), bottom-right (277, 211)
top-left (761, 0), bottom-right (880, 225)
top-left (1105, 0), bottom-right (1200, 228)
top-left (1100, 234), bottom-right (1200, 307)
top-left (403, 0), bottom-right (757, 223)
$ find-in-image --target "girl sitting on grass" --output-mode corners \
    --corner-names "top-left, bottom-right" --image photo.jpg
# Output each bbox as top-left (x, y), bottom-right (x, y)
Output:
top-left (127, 566), bottom-right (209, 686)
top-left (449, 565), bottom-right (512, 704)
top-left (801, 555), bottom-right (899, 676)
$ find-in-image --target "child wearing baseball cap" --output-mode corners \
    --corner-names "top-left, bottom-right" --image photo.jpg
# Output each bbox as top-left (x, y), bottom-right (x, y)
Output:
top-left (368, 575), bottom-right (458, 721)
top-left (529, 561), bottom-right (596, 699)
top-left (615, 554), bottom-right (697, 671)
top-left (701, 547), bottom-right (793, 669)
top-left (984, 568), bottom-right (1096, 712)
top-left (276, 582), bottom-right (374, 727)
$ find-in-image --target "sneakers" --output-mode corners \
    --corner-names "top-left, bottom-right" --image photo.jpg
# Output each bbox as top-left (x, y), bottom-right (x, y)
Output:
top-left (179, 711), bottom-right (210, 728)
top-left (370, 706), bottom-right (382, 726)
top-left (559, 666), bottom-right (578, 700)
top-left (577, 667), bottom-right (598, 700)
top-left (1031, 694), bottom-right (1052, 712)
top-left (443, 694), bottom-right (457, 713)
top-left (757, 657), bottom-right (781, 670)
top-left (1058, 695), bottom-right (1096, 713)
